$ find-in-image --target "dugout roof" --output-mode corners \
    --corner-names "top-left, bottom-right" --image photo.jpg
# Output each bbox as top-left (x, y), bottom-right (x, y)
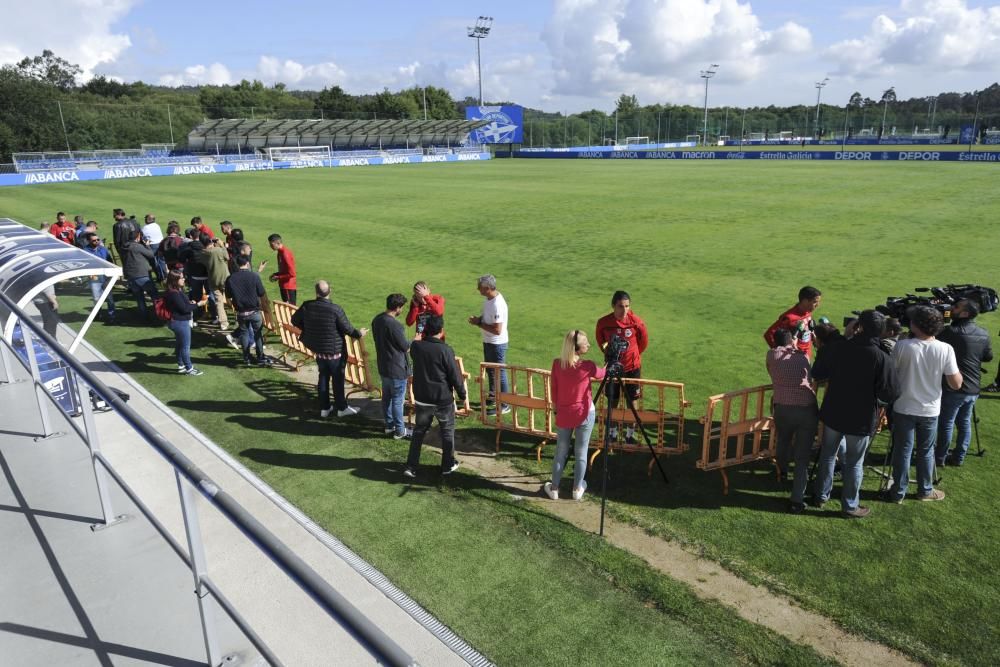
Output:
top-left (0, 219), bottom-right (122, 353)
top-left (187, 118), bottom-right (489, 151)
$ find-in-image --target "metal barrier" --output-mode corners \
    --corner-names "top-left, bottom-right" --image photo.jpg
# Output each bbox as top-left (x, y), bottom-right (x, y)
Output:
top-left (405, 356), bottom-right (472, 424)
top-left (0, 290), bottom-right (418, 667)
top-left (697, 383), bottom-right (824, 494)
top-left (590, 377), bottom-right (692, 475)
top-left (269, 300), bottom-right (379, 397)
top-left (478, 363), bottom-right (555, 452)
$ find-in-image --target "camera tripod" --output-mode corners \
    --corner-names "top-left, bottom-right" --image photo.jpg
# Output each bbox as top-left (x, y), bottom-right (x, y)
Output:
top-left (593, 362), bottom-right (669, 537)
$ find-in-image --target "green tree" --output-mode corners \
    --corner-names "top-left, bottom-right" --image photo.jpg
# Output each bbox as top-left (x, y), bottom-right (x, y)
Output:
top-left (614, 93), bottom-right (639, 114)
top-left (14, 50), bottom-right (81, 90)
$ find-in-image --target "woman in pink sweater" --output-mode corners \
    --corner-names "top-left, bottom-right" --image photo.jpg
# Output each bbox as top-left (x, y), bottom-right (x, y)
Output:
top-left (544, 330), bottom-right (606, 501)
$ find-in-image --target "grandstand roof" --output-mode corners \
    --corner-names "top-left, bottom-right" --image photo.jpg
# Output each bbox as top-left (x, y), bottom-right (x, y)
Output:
top-left (187, 118), bottom-right (489, 151)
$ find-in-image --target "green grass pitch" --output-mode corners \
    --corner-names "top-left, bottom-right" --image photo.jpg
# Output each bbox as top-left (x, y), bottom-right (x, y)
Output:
top-left (2, 158), bottom-right (999, 665)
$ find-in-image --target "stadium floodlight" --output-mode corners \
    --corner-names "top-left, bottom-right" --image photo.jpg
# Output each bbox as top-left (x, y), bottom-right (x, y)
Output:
top-left (467, 16), bottom-right (494, 105)
top-left (700, 64), bottom-right (719, 146)
top-left (814, 77), bottom-right (829, 138)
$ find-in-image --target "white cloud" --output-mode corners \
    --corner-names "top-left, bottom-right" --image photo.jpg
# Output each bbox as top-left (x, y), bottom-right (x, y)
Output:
top-left (256, 56), bottom-right (346, 88)
top-left (158, 63), bottom-right (232, 87)
top-left (0, 0), bottom-right (135, 81)
top-left (542, 0), bottom-right (812, 104)
top-left (827, 0), bottom-right (1000, 76)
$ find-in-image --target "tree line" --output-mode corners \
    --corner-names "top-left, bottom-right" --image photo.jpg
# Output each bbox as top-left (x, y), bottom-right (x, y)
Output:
top-left (2, 50), bottom-right (999, 162)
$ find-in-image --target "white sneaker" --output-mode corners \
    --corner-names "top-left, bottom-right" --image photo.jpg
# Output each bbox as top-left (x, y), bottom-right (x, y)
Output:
top-left (337, 406), bottom-right (359, 417)
top-left (320, 408), bottom-right (333, 418)
top-left (225, 334), bottom-right (239, 349)
top-left (572, 480), bottom-right (588, 501)
top-left (543, 482), bottom-right (559, 500)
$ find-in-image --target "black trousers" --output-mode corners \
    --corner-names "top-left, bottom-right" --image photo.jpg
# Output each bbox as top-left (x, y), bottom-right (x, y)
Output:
top-left (406, 402), bottom-right (456, 471)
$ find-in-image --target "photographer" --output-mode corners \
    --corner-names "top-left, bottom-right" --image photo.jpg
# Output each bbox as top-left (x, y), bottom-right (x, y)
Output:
top-left (936, 299), bottom-right (993, 466)
top-left (765, 329), bottom-right (817, 505)
top-left (811, 310), bottom-right (898, 518)
top-left (887, 306), bottom-right (962, 504)
top-left (595, 290), bottom-right (647, 443)
top-left (544, 330), bottom-right (606, 501)
top-left (764, 286), bottom-right (822, 357)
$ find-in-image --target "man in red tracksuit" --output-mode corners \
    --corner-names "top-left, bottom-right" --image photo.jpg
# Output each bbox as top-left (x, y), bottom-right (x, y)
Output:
top-left (406, 281), bottom-right (445, 339)
top-left (266, 233), bottom-right (297, 304)
top-left (764, 286), bottom-right (822, 358)
top-left (595, 290), bottom-right (649, 444)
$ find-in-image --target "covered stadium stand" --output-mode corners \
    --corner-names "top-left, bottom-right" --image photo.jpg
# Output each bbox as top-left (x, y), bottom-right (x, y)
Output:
top-left (187, 118), bottom-right (489, 152)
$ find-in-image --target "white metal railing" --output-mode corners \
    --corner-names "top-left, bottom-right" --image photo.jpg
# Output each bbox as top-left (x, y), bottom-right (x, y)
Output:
top-left (0, 292), bottom-right (418, 667)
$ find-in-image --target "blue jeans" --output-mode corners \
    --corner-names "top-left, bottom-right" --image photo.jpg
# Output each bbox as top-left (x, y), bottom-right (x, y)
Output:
top-left (407, 402), bottom-right (456, 472)
top-left (936, 391), bottom-right (977, 464)
top-left (483, 342), bottom-right (509, 404)
top-left (551, 407), bottom-right (596, 491)
top-left (168, 319), bottom-right (192, 370)
top-left (236, 311), bottom-right (264, 361)
top-left (89, 277), bottom-right (115, 316)
top-left (317, 356), bottom-right (347, 412)
top-left (814, 428), bottom-right (870, 512)
top-left (381, 376), bottom-right (407, 435)
top-left (128, 275), bottom-right (159, 316)
top-left (891, 412), bottom-right (938, 500)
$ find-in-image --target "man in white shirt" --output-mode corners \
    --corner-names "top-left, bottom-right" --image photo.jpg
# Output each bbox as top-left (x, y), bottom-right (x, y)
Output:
top-left (141, 214), bottom-right (166, 281)
top-left (888, 305), bottom-right (963, 503)
top-left (468, 273), bottom-right (510, 416)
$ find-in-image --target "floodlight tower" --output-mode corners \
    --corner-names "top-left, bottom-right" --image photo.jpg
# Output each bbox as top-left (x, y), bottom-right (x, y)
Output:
top-left (814, 77), bottom-right (829, 138)
top-left (700, 64), bottom-right (719, 145)
top-left (468, 16), bottom-right (493, 105)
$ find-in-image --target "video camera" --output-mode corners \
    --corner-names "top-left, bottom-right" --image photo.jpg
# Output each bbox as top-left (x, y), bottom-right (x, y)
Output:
top-left (604, 333), bottom-right (628, 374)
top-left (863, 284), bottom-right (998, 327)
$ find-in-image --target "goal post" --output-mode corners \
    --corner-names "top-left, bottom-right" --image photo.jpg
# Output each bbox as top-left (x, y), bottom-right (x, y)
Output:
top-left (624, 136), bottom-right (650, 146)
top-left (267, 145), bottom-right (332, 164)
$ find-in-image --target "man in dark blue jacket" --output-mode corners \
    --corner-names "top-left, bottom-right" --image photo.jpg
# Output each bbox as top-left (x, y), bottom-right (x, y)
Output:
top-left (404, 315), bottom-right (466, 478)
top-left (937, 299), bottom-right (993, 465)
top-left (811, 310), bottom-right (899, 518)
top-left (372, 293), bottom-right (411, 439)
top-left (291, 281), bottom-right (368, 418)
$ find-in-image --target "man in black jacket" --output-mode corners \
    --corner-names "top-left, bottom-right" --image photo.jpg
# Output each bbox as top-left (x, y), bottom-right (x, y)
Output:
top-left (811, 310), bottom-right (899, 518)
top-left (122, 229), bottom-right (158, 318)
top-left (404, 315), bottom-right (466, 478)
top-left (936, 299), bottom-right (993, 465)
top-left (291, 281), bottom-right (368, 418)
top-left (372, 293), bottom-right (411, 439)
top-left (225, 255), bottom-right (268, 366)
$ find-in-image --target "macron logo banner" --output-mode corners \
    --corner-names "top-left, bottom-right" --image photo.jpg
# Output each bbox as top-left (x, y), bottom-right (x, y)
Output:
top-left (466, 105), bottom-right (524, 144)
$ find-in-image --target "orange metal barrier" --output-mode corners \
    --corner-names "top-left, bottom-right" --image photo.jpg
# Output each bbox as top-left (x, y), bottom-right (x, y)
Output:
top-left (268, 301), bottom-right (379, 398)
top-left (698, 383), bottom-right (824, 494)
top-left (590, 377), bottom-right (692, 475)
top-left (479, 363), bottom-right (556, 453)
top-left (404, 357), bottom-right (472, 423)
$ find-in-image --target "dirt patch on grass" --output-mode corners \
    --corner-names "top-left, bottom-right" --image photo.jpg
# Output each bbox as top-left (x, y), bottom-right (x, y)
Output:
top-left (456, 446), bottom-right (918, 667)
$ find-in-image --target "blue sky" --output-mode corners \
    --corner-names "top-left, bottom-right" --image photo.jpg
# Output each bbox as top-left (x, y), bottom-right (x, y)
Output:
top-left (2, 1), bottom-right (998, 112)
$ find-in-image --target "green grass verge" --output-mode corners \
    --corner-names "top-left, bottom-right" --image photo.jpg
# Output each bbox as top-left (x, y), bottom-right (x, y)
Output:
top-left (3, 158), bottom-right (999, 665)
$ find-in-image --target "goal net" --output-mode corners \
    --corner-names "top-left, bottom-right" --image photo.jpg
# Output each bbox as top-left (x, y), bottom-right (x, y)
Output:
top-left (624, 136), bottom-right (650, 145)
top-left (685, 134), bottom-right (701, 144)
top-left (267, 146), bottom-right (332, 164)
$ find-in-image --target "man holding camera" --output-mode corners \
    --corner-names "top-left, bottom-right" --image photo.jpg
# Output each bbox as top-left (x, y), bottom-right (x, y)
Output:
top-left (469, 274), bottom-right (510, 416)
top-left (404, 315), bottom-right (466, 479)
top-left (887, 306), bottom-right (962, 503)
top-left (595, 290), bottom-right (648, 443)
top-left (811, 310), bottom-right (899, 517)
top-left (121, 229), bottom-right (158, 318)
top-left (765, 286), bottom-right (822, 358)
top-left (936, 299), bottom-right (993, 466)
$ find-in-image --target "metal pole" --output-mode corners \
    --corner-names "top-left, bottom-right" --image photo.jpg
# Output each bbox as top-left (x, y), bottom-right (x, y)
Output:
top-left (881, 98), bottom-right (889, 137)
top-left (969, 95), bottom-right (980, 153)
top-left (614, 111), bottom-right (618, 145)
top-left (57, 101), bottom-right (72, 152)
top-left (667, 111), bottom-right (671, 143)
top-left (422, 87), bottom-right (428, 120)
top-left (176, 470), bottom-right (223, 666)
top-left (656, 112), bottom-right (661, 143)
top-left (167, 104), bottom-right (175, 144)
top-left (724, 107), bottom-right (729, 137)
top-left (740, 107), bottom-right (746, 149)
top-left (75, 374), bottom-right (118, 526)
top-left (842, 103), bottom-right (850, 152)
top-left (476, 38), bottom-right (483, 105)
top-left (814, 78), bottom-right (828, 137)
top-left (700, 65), bottom-right (718, 145)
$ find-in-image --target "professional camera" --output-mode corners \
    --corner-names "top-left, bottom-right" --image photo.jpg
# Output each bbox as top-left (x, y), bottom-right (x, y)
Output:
top-left (915, 284), bottom-right (999, 314)
top-left (604, 332), bottom-right (628, 365)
